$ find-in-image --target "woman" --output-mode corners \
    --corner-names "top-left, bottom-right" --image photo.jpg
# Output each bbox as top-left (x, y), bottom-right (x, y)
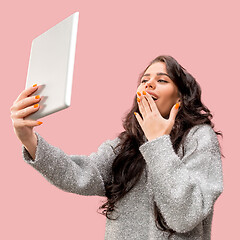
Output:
top-left (10, 55), bottom-right (224, 240)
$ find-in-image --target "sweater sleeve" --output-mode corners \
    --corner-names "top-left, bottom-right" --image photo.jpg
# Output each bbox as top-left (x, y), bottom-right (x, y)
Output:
top-left (22, 132), bottom-right (121, 197)
top-left (139, 124), bottom-right (224, 233)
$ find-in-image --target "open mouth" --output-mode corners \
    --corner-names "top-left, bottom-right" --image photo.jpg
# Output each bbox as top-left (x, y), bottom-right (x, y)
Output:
top-left (151, 95), bottom-right (158, 101)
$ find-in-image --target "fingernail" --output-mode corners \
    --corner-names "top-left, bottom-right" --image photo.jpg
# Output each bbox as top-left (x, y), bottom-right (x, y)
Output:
top-left (33, 84), bottom-right (37, 87)
top-left (134, 112), bottom-right (137, 116)
top-left (137, 92), bottom-right (141, 96)
top-left (175, 103), bottom-right (180, 109)
top-left (137, 97), bottom-right (140, 102)
top-left (34, 104), bottom-right (39, 108)
top-left (37, 121), bottom-right (43, 125)
top-left (35, 95), bottom-right (40, 99)
top-left (142, 91), bottom-right (146, 95)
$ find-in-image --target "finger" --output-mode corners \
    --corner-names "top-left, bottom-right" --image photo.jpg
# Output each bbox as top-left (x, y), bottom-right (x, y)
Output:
top-left (140, 92), bottom-right (152, 115)
top-left (143, 91), bottom-right (159, 113)
top-left (13, 118), bottom-right (43, 129)
top-left (14, 84), bottom-right (39, 104)
top-left (168, 102), bottom-right (180, 122)
top-left (137, 96), bottom-right (146, 119)
top-left (134, 112), bottom-right (143, 127)
top-left (14, 95), bottom-right (41, 112)
top-left (13, 103), bottom-right (40, 120)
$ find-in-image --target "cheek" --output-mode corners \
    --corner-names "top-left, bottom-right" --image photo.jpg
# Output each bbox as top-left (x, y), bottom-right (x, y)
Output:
top-left (161, 86), bottom-right (176, 98)
top-left (136, 85), bottom-right (142, 92)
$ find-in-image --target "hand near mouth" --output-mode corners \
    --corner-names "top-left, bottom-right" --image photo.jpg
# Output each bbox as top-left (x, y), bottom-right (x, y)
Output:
top-left (134, 91), bottom-right (180, 141)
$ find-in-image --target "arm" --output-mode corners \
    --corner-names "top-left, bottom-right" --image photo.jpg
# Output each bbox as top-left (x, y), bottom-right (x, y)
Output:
top-left (139, 124), bottom-right (224, 233)
top-left (22, 133), bottom-right (38, 160)
top-left (22, 132), bottom-right (121, 197)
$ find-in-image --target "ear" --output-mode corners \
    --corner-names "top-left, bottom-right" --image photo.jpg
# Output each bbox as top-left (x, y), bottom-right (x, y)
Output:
top-left (176, 91), bottom-right (181, 103)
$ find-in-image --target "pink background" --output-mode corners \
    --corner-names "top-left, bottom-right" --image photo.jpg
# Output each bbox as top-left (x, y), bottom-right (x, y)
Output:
top-left (1, 0), bottom-right (238, 239)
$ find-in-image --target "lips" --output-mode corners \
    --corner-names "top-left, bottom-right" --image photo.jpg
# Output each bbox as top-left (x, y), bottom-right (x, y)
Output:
top-left (150, 95), bottom-right (157, 101)
top-left (145, 91), bottom-right (158, 100)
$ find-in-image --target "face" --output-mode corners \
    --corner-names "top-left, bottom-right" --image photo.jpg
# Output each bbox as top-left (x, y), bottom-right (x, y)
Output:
top-left (136, 61), bottom-right (180, 119)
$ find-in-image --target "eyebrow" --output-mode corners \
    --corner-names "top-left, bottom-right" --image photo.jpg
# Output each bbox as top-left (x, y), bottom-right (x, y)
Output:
top-left (142, 72), bottom-right (171, 78)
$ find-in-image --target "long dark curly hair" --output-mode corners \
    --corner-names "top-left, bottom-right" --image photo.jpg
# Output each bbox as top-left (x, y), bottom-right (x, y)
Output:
top-left (97, 55), bottom-right (224, 239)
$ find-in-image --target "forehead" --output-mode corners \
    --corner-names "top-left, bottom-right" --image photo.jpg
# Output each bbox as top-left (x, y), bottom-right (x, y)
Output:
top-left (145, 62), bottom-right (167, 73)
top-left (143, 62), bottom-right (170, 78)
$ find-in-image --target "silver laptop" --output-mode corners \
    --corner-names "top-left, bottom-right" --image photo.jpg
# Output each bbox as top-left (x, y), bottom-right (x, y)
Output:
top-left (25, 12), bottom-right (79, 120)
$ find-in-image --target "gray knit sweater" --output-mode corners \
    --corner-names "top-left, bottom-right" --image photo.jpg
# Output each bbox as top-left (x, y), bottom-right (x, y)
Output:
top-left (22, 123), bottom-right (224, 240)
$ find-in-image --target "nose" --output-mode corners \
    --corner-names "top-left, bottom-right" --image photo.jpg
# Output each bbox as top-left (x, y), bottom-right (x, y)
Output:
top-left (145, 78), bottom-right (156, 89)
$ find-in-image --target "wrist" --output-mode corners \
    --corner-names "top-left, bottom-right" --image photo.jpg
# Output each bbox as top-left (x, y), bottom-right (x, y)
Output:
top-left (148, 133), bottom-right (168, 141)
top-left (22, 132), bottom-right (37, 146)
top-left (22, 133), bottom-right (38, 160)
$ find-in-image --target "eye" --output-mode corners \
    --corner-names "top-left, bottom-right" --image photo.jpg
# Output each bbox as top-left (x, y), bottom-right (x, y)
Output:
top-left (141, 79), bottom-right (167, 83)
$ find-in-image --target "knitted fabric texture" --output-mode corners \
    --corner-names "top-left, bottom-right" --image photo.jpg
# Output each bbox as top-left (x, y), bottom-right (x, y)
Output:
top-left (22, 124), bottom-right (224, 240)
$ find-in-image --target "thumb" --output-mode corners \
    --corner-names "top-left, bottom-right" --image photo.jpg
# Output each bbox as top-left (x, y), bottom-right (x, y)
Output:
top-left (169, 102), bottom-right (180, 122)
top-left (134, 112), bottom-right (143, 127)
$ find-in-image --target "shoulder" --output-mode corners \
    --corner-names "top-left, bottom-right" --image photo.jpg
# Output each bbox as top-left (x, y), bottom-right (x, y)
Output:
top-left (97, 136), bottom-right (121, 155)
top-left (185, 124), bottom-right (220, 150)
top-left (105, 137), bottom-right (121, 148)
top-left (189, 123), bottom-right (216, 137)
top-left (187, 124), bottom-right (217, 140)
